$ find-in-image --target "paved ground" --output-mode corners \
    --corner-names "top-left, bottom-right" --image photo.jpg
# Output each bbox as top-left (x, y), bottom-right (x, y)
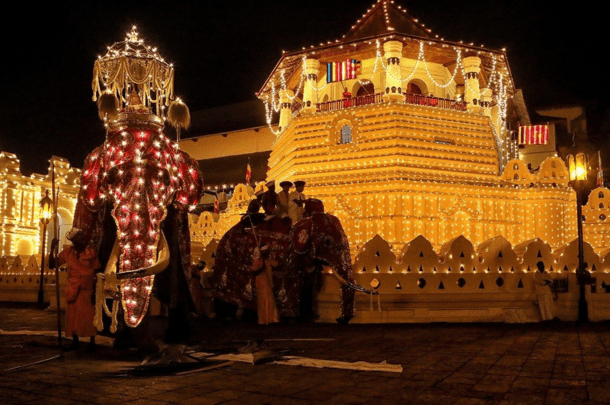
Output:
top-left (2, 304), bottom-right (610, 404)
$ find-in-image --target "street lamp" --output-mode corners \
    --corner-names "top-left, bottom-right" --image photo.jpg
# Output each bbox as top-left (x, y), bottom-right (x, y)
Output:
top-left (37, 190), bottom-right (53, 306)
top-left (567, 153), bottom-right (589, 321)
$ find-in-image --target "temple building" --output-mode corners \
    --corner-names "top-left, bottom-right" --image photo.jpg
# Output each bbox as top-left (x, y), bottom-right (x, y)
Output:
top-left (188, 0), bottom-right (597, 257)
top-left (0, 152), bottom-right (80, 257)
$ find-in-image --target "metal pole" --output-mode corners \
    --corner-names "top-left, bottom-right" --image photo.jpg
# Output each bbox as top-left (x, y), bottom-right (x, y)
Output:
top-left (575, 181), bottom-right (588, 321)
top-left (37, 222), bottom-right (47, 306)
top-left (51, 163), bottom-right (63, 351)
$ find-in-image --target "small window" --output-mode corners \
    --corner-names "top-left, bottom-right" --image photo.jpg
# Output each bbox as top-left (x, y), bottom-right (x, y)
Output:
top-left (599, 192), bottom-right (605, 199)
top-left (551, 161), bottom-right (557, 168)
top-left (600, 203), bottom-right (605, 209)
top-left (340, 124), bottom-right (352, 144)
top-left (513, 163), bottom-right (519, 170)
top-left (514, 174), bottom-right (519, 180)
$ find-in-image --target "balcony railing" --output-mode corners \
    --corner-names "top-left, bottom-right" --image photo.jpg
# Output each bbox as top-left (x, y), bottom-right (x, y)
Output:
top-left (317, 93), bottom-right (384, 112)
top-left (404, 94), bottom-right (467, 111)
top-left (315, 93), bottom-right (467, 113)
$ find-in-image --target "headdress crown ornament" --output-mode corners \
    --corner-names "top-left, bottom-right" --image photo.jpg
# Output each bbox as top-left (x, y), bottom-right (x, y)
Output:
top-left (92, 26), bottom-right (175, 123)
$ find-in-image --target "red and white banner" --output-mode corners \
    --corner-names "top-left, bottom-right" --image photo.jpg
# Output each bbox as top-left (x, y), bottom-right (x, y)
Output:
top-left (519, 125), bottom-right (549, 145)
top-left (246, 163), bottom-right (251, 185)
top-left (598, 151), bottom-right (604, 188)
top-left (214, 194), bottom-right (220, 214)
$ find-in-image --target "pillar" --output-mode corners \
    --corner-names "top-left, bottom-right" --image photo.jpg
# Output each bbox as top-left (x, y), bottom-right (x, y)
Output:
top-left (463, 56), bottom-right (481, 113)
top-left (278, 89), bottom-right (294, 132)
top-left (383, 41), bottom-right (403, 102)
top-left (481, 88), bottom-right (492, 117)
top-left (301, 59), bottom-right (320, 115)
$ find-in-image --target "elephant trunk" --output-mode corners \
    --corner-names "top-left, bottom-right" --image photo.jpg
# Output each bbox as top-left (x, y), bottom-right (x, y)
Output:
top-left (105, 231), bottom-right (170, 279)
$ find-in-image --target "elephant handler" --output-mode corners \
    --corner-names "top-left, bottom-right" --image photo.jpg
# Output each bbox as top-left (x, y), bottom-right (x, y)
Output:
top-left (250, 245), bottom-right (279, 325)
top-left (49, 228), bottom-right (100, 351)
top-left (289, 180), bottom-right (307, 223)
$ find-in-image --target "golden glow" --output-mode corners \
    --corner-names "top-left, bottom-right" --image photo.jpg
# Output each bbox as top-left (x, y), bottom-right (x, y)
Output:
top-left (568, 153), bottom-right (587, 181)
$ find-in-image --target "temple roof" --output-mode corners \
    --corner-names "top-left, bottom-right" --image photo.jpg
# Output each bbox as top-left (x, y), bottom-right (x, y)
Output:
top-left (342, 0), bottom-right (433, 42)
top-left (258, 1), bottom-right (515, 101)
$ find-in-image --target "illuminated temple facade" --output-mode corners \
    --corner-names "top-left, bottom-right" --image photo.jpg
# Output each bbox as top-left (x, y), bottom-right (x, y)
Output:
top-left (0, 152), bottom-right (79, 258)
top-left (194, 0), bottom-right (593, 256)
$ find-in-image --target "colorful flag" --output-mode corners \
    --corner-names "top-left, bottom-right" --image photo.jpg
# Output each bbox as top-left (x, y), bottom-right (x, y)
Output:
top-left (246, 163), bottom-right (251, 185)
top-left (327, 59), bottom-right (361, 83)
top-left (214, 193), bottom-right (220, 214)
top-left (518, 125), bottom-right (549, 145)
top-left (598, 151), bottom-right (604, 188)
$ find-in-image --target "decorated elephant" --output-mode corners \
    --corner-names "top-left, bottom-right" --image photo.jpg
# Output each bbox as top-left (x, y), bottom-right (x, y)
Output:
top-left (70, 28), bottom-right (205, 347)
top-left (74, 110), bottom-right (204, 337)
top-left (210, 209), bottom-right (361, 323)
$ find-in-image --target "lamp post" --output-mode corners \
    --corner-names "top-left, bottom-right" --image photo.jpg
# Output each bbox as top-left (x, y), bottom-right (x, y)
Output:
top-left (568, 153), bottom-right (589, 321)
top-left (37, 190), bottom-right (53, 306)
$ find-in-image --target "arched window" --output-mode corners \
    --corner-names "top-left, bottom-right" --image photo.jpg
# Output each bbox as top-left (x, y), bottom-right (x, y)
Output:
top-left (340, 124), bottom-right (352, 144)
top-left (356, 82), bottom-right (375, 97)
top-left (513, 163), bottom-right (519, 170)
top-left (513, 174), bottom-right (519, 180)
top-left (407, 82), bottom-right (422, 95)
top-left (599, 191), bottom-right (605, 199)
top-left (600, 203), bottom-right (605, 209)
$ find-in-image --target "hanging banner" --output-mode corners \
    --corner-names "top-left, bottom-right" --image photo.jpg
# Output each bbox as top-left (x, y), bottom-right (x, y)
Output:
top-left (327, 59), bottom-right (361, 83)
top-left (518, 125), bottom-right (549, 145)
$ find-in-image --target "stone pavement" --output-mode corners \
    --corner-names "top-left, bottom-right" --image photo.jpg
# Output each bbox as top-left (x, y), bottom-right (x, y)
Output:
top-left (2, 304), bottom-right (610, 404)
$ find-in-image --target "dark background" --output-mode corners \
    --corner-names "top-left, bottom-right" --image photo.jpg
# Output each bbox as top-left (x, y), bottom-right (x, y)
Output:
top-left (1, 1), bottom-right (607, 175)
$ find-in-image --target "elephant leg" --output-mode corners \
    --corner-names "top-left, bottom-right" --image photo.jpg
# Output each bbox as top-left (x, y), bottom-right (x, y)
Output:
top-left (300, 268), bottom-right (319, 321)
top-left (112, 308), bottom-right (159, 353)
top-left (165, 307), bottom-right (190, 344)
top-left (336, 285), bottom-right (355, 324)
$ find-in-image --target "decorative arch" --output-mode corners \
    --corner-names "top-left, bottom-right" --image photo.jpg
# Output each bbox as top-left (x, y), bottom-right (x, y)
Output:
top-left (16, 239), bottom-right (34, 256)
top-left (406, 79), bottom-right (428, 95)
top-left (352, 81), bottom-right (375, 97)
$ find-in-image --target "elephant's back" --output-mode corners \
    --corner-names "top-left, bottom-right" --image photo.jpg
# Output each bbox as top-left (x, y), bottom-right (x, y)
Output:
top-left (209, 223), bottom-right (258, 308)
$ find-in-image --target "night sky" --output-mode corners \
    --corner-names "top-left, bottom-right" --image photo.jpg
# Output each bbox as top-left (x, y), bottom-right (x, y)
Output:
top-left (1, 1), bottom-right (607, 176)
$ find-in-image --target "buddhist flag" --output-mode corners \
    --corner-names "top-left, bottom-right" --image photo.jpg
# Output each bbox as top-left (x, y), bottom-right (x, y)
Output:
top-left (246, 163), bottom-right (251, 185)
top-left (518, 125), bottom-right (549, 145)
top-left (327, 59), bottom-right (361, 83)
top-left (598, 151), bottom-right (604, 188)
top-left (214, 193), bottom-right (220, 214)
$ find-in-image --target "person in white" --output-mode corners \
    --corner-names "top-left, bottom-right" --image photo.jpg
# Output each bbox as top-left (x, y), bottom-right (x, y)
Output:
top-left (276, 181), bottom-right (292, 219)
top-left (533, 261), bottom-right (555, 321)
top-left (289, 180), bottom-right (307, 224)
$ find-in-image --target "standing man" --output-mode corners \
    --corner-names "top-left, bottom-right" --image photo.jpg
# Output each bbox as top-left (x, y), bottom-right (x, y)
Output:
top-left (289, 180), bottom-right (307, 223)
top-left (533, 261), bottom-right (555, 321)
top-left (277, 181), bottom-right (293, 219)
top-left (261, 180), bottom-right (278, 220)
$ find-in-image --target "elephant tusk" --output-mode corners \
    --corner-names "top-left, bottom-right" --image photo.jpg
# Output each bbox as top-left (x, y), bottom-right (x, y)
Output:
top-left (104, 232), bottom-right (171, 280)
top-left (330, 270), bottom-right (378, 295)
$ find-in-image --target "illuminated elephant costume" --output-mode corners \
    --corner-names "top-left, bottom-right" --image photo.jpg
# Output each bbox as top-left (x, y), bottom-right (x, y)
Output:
top-left (210, 204), bottom-right (360, 323)
top-left (72, 28), bottom-right (204, 342)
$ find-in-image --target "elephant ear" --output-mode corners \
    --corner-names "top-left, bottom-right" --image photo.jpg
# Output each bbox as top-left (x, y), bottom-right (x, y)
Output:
top-left (73, 146), bottom-right (107, 247)
top-left (173, 150), bottom-right (204, 211)
top-left (78, 146), bottom-right (106, 210)
top-left (292, 218), bottom-right (312, 253)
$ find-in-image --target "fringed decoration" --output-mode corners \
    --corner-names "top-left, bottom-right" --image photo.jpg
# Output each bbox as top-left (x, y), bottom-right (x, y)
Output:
top-left (94, 273), bottom-right (120, 333)
top-left (167, 98), bottom-right (191, 143)
top-left (97, 92), bottom-right (119, 122)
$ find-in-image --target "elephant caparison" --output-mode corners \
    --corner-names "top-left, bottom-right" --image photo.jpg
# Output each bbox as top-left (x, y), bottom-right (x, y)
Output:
top-left (210, 211), bottom-right (357, 323)
top-left (73, 117), bottom-right (205, 338)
